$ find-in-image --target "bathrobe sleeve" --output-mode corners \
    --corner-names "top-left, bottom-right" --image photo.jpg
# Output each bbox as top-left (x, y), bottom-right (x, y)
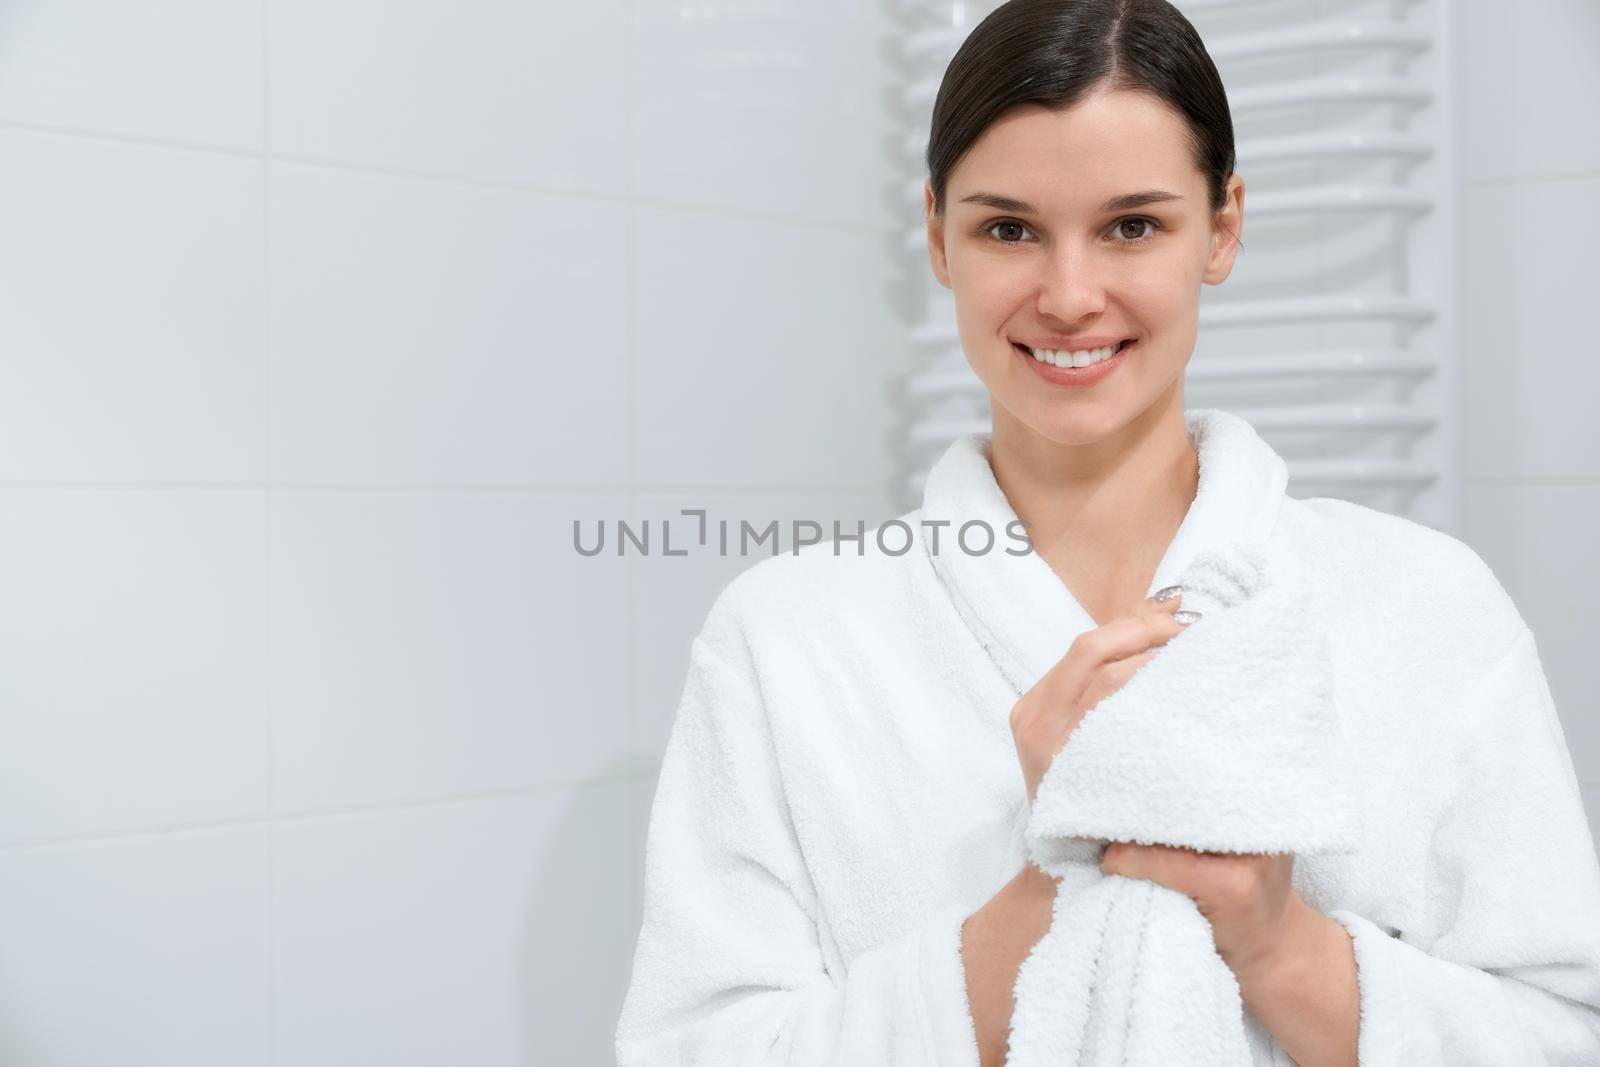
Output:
top-left (1325, 625), bottom-right (1600, 1065)
top-left (614, 623), bottom-right (983, 1066)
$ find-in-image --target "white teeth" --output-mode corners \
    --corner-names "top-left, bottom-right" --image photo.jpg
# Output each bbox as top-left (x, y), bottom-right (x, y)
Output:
top-left (1028, 343), bottom-right (1122, 368)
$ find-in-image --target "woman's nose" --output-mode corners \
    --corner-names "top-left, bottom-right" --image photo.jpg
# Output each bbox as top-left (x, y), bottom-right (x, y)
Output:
top-left (1034, 242), bottom-right (1108, 322)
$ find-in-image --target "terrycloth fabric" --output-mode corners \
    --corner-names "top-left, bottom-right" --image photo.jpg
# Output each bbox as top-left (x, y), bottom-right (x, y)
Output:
top-left (615, 407), bottom-right (1600, 1066)
top-left (1007, 537), bottom-right (1360, 1066)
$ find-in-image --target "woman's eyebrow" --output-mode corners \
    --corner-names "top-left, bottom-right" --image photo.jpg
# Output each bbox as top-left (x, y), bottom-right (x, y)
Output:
top-left (957, 189), bottom-right (1187, 213)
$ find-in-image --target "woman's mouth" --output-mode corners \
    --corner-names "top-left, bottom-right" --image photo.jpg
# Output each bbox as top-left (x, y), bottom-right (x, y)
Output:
top-left (1012, 338), bottom-right (1135, 387)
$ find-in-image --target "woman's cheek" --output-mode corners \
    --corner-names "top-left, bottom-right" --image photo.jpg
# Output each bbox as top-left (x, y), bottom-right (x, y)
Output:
top-left (956, 276), bottom-right (1027, 361)
top-left (958, 258), bottom-right (1027, 317)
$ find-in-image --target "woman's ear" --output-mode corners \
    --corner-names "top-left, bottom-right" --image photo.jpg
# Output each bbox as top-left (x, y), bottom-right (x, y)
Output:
top-left (924, 180), bottom-right (952, 290)
top-left (1202, 173), bottom-right (1245, 286)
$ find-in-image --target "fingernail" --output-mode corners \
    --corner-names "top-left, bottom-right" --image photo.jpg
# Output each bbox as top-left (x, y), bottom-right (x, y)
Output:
top-left (1152, 584), bottom-right (1183, 602)
top-left (1172, 610), bottom-right (1201, 625)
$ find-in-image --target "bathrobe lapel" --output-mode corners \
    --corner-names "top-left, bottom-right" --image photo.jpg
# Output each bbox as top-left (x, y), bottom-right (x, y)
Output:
top-left (918, 407), bottom-right (1291, 700)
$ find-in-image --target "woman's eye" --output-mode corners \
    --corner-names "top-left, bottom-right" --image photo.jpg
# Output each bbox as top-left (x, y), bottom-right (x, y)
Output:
top-left (985, 219), bottom-right (1033, 244)
top-left (1113, 217), bottom-right (1159, 242)
top-left (983, 217), bottom-right (1160, 245)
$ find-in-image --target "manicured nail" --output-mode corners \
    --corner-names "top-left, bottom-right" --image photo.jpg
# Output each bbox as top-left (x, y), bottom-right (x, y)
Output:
top-left (1172, 610), bottom-right (1201, 625)
top-left (1152, 584), bottom-right (1183, 602)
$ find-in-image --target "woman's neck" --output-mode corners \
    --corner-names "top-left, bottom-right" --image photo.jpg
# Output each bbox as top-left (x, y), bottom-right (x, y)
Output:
top-left (987, 391), bottom-right (1200, 624)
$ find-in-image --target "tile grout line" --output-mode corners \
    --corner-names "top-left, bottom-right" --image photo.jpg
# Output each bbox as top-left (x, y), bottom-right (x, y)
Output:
top-left (624, 0), bottom-right (639, 769)
top-left (627, 0), bottom-right (646, 895)
top-left (0, 117), bottom-right (901, 235)
top-left (0, 771), bottom-right (659, 855)
top-left (0, 480), bottom-right (899, 494)
top-left (260, 0), bottom-right (276, 1061)
top-left (623, 0), bottom-right (650, 964)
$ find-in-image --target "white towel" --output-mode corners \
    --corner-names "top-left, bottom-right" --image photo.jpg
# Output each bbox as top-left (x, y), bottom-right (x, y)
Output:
top-left (1007, 537), bottom-right (1361, 1066)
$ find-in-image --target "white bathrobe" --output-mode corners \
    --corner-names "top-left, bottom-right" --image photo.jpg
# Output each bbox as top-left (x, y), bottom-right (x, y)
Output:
top-left (614, 407), bottom-right (1600, 1066)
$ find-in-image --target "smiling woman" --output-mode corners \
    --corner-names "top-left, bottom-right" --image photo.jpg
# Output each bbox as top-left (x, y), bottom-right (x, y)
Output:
top-left (922, 36), bottom-right (1243, 451)
top-left (615, 2), bottom-right (1600, 1065)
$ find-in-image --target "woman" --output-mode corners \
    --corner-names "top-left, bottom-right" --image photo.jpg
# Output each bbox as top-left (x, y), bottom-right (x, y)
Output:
top-left (615, 1), bottom-right (1600, 1064)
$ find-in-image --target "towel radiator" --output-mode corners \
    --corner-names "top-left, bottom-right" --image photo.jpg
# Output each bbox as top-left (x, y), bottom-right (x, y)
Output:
top-left (892, 0), bottom-right (1458, 532)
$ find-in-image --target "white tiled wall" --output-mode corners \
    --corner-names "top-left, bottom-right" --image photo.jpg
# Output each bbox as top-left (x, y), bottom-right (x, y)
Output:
top-left (1449, 1), bottom-right (1600, 837)
top-left (0, 2), bottom-right (907, 1063)
top-left (6, 1), bottom-right (1594, 1061)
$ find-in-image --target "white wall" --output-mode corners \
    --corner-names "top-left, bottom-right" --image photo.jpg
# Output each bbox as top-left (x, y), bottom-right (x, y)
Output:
top-left (4, 2), bottom-right (1597, 1063)
top-left (0, 2), bottom-right (908, 1063)
top-left (1448, 1), bottom-right (1600, 828)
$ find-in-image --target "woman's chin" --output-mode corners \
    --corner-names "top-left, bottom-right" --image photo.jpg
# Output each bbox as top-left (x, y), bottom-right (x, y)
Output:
top-left (1004, 394), bottom-right (1144, 446)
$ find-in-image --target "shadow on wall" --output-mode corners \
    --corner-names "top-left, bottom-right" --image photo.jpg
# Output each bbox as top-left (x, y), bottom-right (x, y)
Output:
top-left (517, 757), bottom-right (651, 1064)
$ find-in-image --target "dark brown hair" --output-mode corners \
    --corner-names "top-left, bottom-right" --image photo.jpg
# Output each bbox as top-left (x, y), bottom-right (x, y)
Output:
top-left (926, 0), bottom-right (1236, 229)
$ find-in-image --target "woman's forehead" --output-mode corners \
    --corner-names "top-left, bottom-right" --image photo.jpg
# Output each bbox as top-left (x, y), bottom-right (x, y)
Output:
top-left (950, 97), bottom-right (1204, 213)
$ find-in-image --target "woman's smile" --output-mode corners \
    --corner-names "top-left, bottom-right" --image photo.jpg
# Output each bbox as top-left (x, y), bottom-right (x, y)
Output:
top-left (1012, 337), bottom-right (1136, 387)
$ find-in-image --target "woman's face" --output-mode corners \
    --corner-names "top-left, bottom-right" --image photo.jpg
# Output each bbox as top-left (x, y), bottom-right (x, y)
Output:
top-left (924, 87), bottom-right (1245, 446)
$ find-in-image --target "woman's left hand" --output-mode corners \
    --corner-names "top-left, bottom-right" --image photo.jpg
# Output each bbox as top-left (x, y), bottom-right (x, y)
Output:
top-left (1099, 841), bottom-right (1305, 978)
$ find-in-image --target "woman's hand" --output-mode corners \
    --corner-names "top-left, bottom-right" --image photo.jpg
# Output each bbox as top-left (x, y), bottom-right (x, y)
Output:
top-left (1099, 842), bottom-right (1309, 979)
top-left (1008, 586), bottom-right (1312, 981)
top-left (1009, 589), bottom-right (1190, 807)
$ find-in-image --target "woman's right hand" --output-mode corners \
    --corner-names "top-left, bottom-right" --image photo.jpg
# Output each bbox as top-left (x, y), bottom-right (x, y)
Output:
top-left (1010, 589), bottom-right (1194, 807)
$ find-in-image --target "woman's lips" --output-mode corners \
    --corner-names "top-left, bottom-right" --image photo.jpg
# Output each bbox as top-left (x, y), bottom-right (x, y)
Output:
top-left (1012, 339), bottom-right (1135, 387)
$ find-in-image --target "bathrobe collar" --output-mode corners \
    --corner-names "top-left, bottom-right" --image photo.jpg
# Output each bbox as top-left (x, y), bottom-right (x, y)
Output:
top-left (919, 407), bottom-right (1289, 698)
